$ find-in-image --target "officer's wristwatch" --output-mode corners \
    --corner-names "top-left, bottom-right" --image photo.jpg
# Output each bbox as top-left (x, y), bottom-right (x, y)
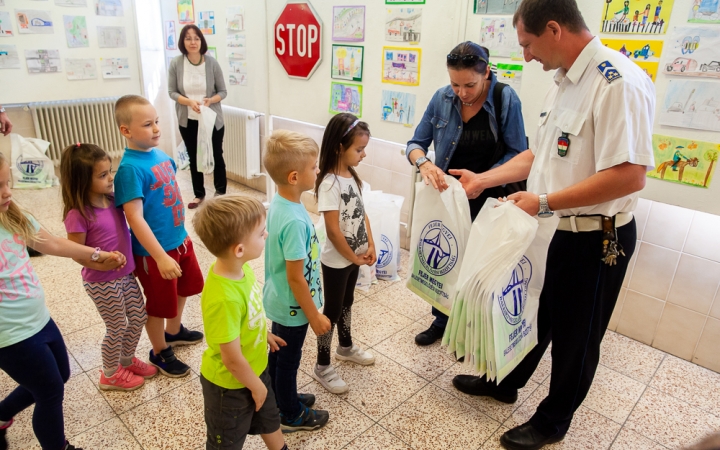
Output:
top-left (414, 156), bottom-right (430, 169)
top-left (538, 193), bottom-right (554, 218)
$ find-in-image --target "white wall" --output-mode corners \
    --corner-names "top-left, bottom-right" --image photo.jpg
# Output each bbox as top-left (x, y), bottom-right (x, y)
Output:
top-left (0, 0), bottom-right (142, 104)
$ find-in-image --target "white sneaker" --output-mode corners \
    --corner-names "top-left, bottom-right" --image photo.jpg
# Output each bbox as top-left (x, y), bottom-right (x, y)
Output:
top-left (313, 365), bottom-right (349, 394)
top-left (335, 345), bottom-right (375, 365)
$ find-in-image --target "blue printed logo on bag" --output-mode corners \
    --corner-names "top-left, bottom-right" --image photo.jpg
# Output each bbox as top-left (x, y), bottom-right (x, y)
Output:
top-left (497, 257), bottom-right (532, 326)
top-left (16, 157), bottom-right (45, 176)
top-left (418, 220), bottom-right (459, 277)
top-left (377, 234), bottom-right (393, 269)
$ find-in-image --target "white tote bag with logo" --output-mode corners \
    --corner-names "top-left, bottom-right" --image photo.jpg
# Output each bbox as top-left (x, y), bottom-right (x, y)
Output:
top-left (364, 191), bottom-right (404, 282)
top-left (196, 106), bottom-right (216, 174)
top-left (10, 133), bottom-right (58, 189)
top-left (406, 176), bottom-right (472, 315)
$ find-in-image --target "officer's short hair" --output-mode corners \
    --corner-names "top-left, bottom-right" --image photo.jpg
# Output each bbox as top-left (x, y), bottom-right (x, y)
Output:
top-left (513, 0), bottom-right (588, 36)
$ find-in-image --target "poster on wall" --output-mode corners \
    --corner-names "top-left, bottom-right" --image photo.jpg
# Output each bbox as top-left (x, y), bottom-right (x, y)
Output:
top-left (386, 8), bottom-right (422, 43)
top-left (229, 60), bottom-right (247, 85)
top-left (689, 0), bottom-right (720, 24)
top-left (227, 33), bottom-right (246, 48)
top-left (381, 90), bottom-right (416, 126)
top-left (228, 47), bottom-right (246, 60)
top-left (662, 27), bottom-right (720, 79)
top-left (601, 38), bottom-right (663, 82)
top-left (25, 49), bottom-right (61, 74)
top-left (65, 58), bottom-right (96, 80)
top-left (480, 16), bottom-right (522, 59)
top-left (64, 15), bottom-right (89, 48)
top-left (475, 0), bottom-right (522, 14)
top-left (97, 26), bottom-right (127, 48)
top-left (178, 0), bottom-right (195, 25)
top-left (95, 0), bottom-right (123, 17)
top-left (199, 11), bottom-right (214, 35)
top-left (15, 10), bottom-right (54, 34)
top-left (648, 134), bottom-right (719, 188)
top-left (331, 44), bottom-right (363, 81)
top-left (332, 6), bottom-right (365, 42)
top-left (492, 63), bottom-right (523, 92)
top-left (659, 80), bottom-right (720, 132)
top-left (165, 21), bottom-right (177, 50)
top-left (330, 82), bottom-right (362, 116)
top-left (0, 12), bottom-right (14, 37)
top-left (600, 0), bottom-right (673, 34)
top-left (227, 7), bottom-right (244, 32)
top-left (100, 57), bottom-right (130, 78)
top-left (382, 46), bottom-right (420, 85)
top-left (56, 0), bottom-right (88, 6)
top-left (207, 46), bottom-right (217, 59)
top-left (0, 45), bottom-right (20, 69)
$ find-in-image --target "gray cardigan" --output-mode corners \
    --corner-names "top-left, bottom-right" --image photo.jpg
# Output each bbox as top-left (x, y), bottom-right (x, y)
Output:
top-left (168, 54), bottom-right (227, 130)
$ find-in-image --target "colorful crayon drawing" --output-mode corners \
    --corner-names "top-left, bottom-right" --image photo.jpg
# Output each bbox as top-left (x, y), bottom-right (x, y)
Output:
top-left (475, 0), bottom-right (522, 15)
top-left (385, 8), bottom-right (422, 43)
top-left (16, 10), bottom-right (54, 34)
top-left (333, 6), bottom-right (365, 42)
top-left (659, 80), bottom-right (720, 132)
top-left (25, 49), bottom-right (61, 74)
top-left (331, 45), bottom-right (363, 82)
top-left (648, 134), bottom-right (719, 188)
top-left (0, 45), bottom-right (20, 69)
top-left (601, 38), bottom-right (663, 81)
top-left (227, 7), bottom-right (244, 32)
top-left (492, 63), bottom-right (523, 92)
top-left (95, 0), bottom-right (123, 17)
top-left (480, 16), bottom-right (522, 60)
top-left (600, 0), bottom-right (674, 34)
top-left (177, 0), bottom-right (194, 25)
top-left (0, 11), bottom-right (14, 37)
top-left (381, 90), bottom-right (416, 126)
top-left (330, 82), bottom-right (362, 117)
top-left (165, 21), bottom-right (177, 50)
top-left (65, 58), bottom-right (96, 80)
top-left (662, 27), bottom-right (720, 79)
top-left (689, 0), bottom-right (720, 24)
top-left (229, 60), bottom-right (247, 86)
top-left (64, 15), bottom-right (89, 48)
top-left (382, 46), bottom-right (421, 86)
top-left (198, 11), bottom-right (214, 35)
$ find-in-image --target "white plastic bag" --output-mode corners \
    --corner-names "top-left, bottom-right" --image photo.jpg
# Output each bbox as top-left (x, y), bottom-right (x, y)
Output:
top-left (364, 191), bottom-right (404, 282)
top-left (10, 133), bottom-right (58, 189)
top-left (175, 141), bottom-right (190, 170)
top-left (406, 176), bottom-right (472, 315)
top-left (197, 105), bottom-right (216, 174)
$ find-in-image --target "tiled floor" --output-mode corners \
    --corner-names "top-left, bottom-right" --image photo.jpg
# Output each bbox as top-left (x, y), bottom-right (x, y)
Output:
top-left (3, 172), bottom-right (720, 450)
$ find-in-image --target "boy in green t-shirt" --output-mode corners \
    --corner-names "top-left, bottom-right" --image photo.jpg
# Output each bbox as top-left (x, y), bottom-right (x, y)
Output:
top-left (193, 195), bottom-right (289, 450)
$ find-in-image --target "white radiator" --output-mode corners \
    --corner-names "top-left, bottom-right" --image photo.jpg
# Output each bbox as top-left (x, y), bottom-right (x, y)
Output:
top-left (222, 105), bottom-right (262, 179)
top-left (30, 97), bottom-right (123, 165)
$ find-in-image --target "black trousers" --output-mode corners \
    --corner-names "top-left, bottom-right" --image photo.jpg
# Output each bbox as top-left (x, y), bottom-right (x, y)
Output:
top-left (497, 219), bottom-right (637, 436)
top-left (317, 263), bottom-right (360, 366)
top-left (179, 120), bottom-right (227, 199)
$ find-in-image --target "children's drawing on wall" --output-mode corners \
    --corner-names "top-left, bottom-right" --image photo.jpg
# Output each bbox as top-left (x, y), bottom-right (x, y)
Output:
top-left (65, 58), bottom-right (96, 80)
top-left (229, 60), bottom-right (247, 86)
top-left (601, 38), bottom-right (663, 81)
top-left (385, 0), bottom-right (425, 4)
top-left (165, 21), bottom-right (176, 50)
top-left (25, 49), bottom-right (61, 74)
top-left (492, 63), bottom-right (523, 92)
top-left (480, 16), bottom-right (522, 59)
top-left (385, 8), bottom-right (422, 43)
top-left (382, 46), bottom-right (421, 86)
top-left (648, 135), bottom-right (719, 187)
top-left (475, 0), bottom-right (522, 15)
top-left (331, 45), bottom-right (363, 82)
top-left (199, 11), bottom-right (214, 35)
top-left (16, 10), bottom-right (54, 34)
top-left (177, 0), bottom-right (195, 25)
top-left (226, 33), bottom-right (246, 49)
top-left (228, 47), bottom-right (246, 60)
top-left (689, 0), bottom-right (720, 24)
top-left (662, 27), bottom-right (720, 79)
top-left (95, 0), bottom-right (123, 17)
top-left (0, 45), bottom-right (20, 69)
top-left (659, 80), bottom-right (720, 132)
top-left (101, 57), bottom-right (130, 78)
top-left (97, 26), bottom-right (127, 48)
top-left (332, 6), bottom-right (365, 42)
top-left (227, 7), bottom-right (244, 32)
top-left (56, 0), bottom-right (88, 6)
top-left (207, 47), bottom-right (217, 59)
top-left (0, 11), bottom-right (14, 37)
top-left (64, 15), bottom-right (89, 48)
top-left (381, 90), bottom-right (416, 126)
top-left (330, 82), bottom-right (363, 116)
top-left (601, 0), bottom-right (673, 34)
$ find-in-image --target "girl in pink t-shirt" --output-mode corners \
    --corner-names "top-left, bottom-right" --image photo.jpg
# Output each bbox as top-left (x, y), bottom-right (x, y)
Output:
top-left (61, 143), bottom-right (157, 391)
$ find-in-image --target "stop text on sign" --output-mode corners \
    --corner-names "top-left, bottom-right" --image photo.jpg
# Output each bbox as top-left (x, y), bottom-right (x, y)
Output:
top-left (276, 23), bottom-right (319, 58)
top-left (274, 2), bottom-right (323, 79)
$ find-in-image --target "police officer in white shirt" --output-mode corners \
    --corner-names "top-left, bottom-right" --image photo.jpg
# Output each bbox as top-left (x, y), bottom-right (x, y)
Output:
top-left (449, 0), bottom-right (655, 448)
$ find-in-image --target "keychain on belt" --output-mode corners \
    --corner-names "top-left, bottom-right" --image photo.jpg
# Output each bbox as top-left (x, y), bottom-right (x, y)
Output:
top-left (601, 216), bottom-right (625, 266)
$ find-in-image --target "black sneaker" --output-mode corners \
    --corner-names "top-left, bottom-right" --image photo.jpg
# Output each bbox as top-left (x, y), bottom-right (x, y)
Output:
top-left (414, 324), bottom-right (444, 346)
top-left (298, 393), bottom-right (315, 408)
top-left (0, 418), bottom-right (12, 450)
top-left (165, 324), bottom-right (203, 346)
top-left (65, 442), bottom-right (83, 450)
top-left (280, 406), bottom-right (329, 433)
top-left (149, 347), bottom-right (191, 378)
top-left (452, 375), bottom-right (518, 404)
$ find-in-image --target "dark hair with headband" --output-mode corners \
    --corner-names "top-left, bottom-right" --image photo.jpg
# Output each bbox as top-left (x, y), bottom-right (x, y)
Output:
top-left (447, 41), bottom-right (490, 74)
top-left (315, 113), bottom-right (370, 200)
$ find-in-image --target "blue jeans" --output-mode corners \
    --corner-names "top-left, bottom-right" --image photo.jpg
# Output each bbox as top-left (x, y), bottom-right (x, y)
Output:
top-left (0, 319), bottom-right (70, 450)
top-left (431, 307), bottom-right (448, 329)
top-left (267, 322), bottom-right (308, 421)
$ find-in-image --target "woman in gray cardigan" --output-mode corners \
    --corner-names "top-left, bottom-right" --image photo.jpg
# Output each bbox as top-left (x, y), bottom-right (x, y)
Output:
top-left (168, 24), bottom-right (228, 209)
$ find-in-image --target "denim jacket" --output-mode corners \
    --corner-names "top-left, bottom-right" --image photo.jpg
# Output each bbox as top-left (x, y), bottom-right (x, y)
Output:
top-left (406, 72), bottom-right (527, 172)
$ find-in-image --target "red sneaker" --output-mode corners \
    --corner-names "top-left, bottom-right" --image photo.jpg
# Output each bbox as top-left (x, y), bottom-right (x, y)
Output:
top-left (124, 357), bottom-right (158, 379)
top-left (98, 366), bottom-right (145, 391)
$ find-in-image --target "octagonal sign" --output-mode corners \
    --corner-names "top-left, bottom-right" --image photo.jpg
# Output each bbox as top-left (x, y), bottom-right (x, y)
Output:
top-left (274, 1), bottom-right (323, 79)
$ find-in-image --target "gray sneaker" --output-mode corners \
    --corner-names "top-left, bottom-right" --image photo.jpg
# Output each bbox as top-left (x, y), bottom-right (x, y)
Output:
top-left (335, 345), bottom-right (375, 365)
top-left (313, 365), bottom-right (348, 394)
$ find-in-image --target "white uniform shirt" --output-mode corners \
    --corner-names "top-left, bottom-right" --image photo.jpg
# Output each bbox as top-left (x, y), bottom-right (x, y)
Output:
top-left (183, 57), bottom-right (206, 121)
top-left (527, 37), bottom-right (656, 217)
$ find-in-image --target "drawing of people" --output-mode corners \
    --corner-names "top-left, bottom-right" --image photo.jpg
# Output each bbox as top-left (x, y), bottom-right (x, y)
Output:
top-left (653, 0), bottom-right (663, 23)
top-left (615, 1), bottom-right (630, 20)
top-left (349, 51), bottom-right (355, 77)
top-left (642, 5), bottom-right (651, 25)
top-left (633, 10), bottom-right (640, 21)
top-left (672, 146), bottom-right (689, 171)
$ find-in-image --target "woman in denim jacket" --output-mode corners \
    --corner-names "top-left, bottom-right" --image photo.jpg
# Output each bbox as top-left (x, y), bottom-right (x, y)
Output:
top-left (406, 42), bottom-right (528, 346)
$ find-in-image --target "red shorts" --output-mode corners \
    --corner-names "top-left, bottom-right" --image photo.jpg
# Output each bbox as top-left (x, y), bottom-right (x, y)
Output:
top-left (134, 237), bottom-right (204, 319)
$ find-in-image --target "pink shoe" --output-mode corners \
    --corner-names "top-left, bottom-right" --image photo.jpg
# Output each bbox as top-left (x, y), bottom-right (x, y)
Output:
top-left (98, 366), bottom-right (145, 391)
top-left (124, 357), bottom-right (158, 379)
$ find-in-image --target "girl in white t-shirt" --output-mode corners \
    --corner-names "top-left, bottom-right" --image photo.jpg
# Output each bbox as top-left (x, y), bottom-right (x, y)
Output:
top-left (312, 113), bottom-right (377, 394)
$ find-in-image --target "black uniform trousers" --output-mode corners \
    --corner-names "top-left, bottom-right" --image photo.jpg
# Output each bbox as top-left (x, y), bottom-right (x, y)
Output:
top-left (497, 218), bottom-right (637, 436)
top-left (179, 119), bottom-right (227, 199)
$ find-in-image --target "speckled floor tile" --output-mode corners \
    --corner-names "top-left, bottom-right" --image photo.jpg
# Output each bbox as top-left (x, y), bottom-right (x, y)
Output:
top-left (71, 417), bottom-right (143, 449)
top-left (63, 372), bottom-right (117, 436)
top-left (625, 388), bottom-right (720, 449)
top-left (479, 426), bottom-right (510, 450)
top-left (583, 364), bottom-right (647, 424)
top-left (100, 370), bottom-right (198, 415)
top-left (349, 298), bottom-right (413, 346)
top-left (173, 340), bottom-right (206, 375)
top-left (64, 322), bottom-right (111, 371)
top-left (344, 424), bottom-right (412, 449)
top-left (4, 407), bottom-right (40, 450)
top-left (433, 362), bottom-right (539, 423)
top-left (381, 383), bottom-right (501, 450)
top-left (15, 190), bottom-right (64, 221)
top-left (120, 377), bottom-right (206, 450)
top-left (371, 281), bottom-right (432, 321)
top-left (355, 277), bottom-right (394, 299)
top-left (610, 428), bottom-right (667, 450)
top-left (542, 407), bottom-right (621, 449)
top-left (530, 346), bottom-right (552, 385)
top-left (41, 269), bottom-right (90, 306)
top-left (649, 355), bottom-right (720, 417)
top-left (27, 253), bottom-right (77, 280)
top-left (334, 352), bottom-right (427, 421)
top-left (600, 331), bottom-right (665, 384)
top-left (373, 321), bottom-right (457, 381)
top-left (178, 294), bottom-right (204, 331)
top-left (504, 382), bottom-right (550, 429)
top-left (47, 295), bottom-right (103, 336)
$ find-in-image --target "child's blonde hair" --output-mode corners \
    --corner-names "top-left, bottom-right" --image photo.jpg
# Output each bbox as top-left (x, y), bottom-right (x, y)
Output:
top-left (114, 95), bottom-right (151, 127)
top-left (0, 153), bottom-right (38, 245)
top-left (263, 130), bottom-right (318, 185)
top-left (193, 194), bottom-right (266, 257)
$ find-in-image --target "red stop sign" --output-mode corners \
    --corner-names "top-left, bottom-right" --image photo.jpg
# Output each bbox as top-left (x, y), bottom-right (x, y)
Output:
top-left (274, 2), bottom-right (323, 79)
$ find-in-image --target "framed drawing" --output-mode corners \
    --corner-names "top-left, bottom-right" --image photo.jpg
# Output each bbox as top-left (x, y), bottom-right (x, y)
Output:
top-left (382, 46), bottom-right (421, 86)
top-left (332, 6), bottom-right (364, 42)
top-left (331, 44), bottom-right (363, 82)
top-left (330, 82), bottom-right (362, 116)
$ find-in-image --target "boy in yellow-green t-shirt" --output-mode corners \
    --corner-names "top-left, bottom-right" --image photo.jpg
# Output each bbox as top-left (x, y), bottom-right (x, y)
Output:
top-left (193, 195), bottom-right (289, 450)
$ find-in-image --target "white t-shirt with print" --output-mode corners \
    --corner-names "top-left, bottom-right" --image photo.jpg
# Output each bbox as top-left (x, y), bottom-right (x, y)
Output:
top-left (317, 174), bottom-right (369, 269)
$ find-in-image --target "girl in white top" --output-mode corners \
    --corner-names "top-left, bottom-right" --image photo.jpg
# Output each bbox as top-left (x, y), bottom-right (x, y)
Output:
top-left (312, 113), bottom-right (377, 394)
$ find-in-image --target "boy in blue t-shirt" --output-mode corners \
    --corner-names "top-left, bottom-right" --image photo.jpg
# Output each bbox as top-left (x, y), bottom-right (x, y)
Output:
top-left (263, 130), bottom-right (331, 433)
top-left (113, 95), bottom-right (204, 378)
